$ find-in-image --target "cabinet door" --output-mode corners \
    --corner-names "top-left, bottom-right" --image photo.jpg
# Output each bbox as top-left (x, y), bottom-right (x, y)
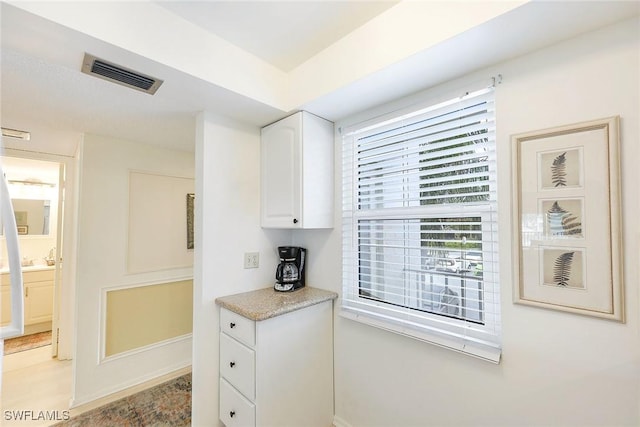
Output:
top-left (1, 286), bottom-right (11, 326)
top-left (24, 281), bottom-right (54, 325)
top-left (261, 113), bottom-right (302, 228)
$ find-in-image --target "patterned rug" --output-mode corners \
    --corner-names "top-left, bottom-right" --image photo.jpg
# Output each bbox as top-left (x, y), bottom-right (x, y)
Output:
top-left (3, 331), bottom-right (52, 355)
top-left (52, 373), bottom-right (192, 426)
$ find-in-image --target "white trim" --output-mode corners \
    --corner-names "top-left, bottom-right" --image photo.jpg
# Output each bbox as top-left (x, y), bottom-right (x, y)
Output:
top-left (342, 80), bottom-right (497, 136)
top-left (100, 333), bottom-right (192, 364)
top-left (339, 308), bottom-right (500, 364)
top-left (69, 363), bottom-right (191, 409)
top-left (98, 277), bottom-right (193, 362)
top-left (100, 275), bottom-right (194, 293)
top-left (341, 83), bottom-right (501, 362)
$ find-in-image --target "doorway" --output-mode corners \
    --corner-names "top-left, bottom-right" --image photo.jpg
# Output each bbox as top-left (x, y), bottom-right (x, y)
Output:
top-left (1, 153), bottom-right (74, 425)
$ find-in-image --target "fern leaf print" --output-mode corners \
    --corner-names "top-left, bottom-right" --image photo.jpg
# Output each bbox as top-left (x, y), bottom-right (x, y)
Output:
top-left (547, 202), bottom-right (567, 235)
top-left (561, 215), bottom-right (582, 236)
top-left (547, 201), bottom-right (582, 236)
top-left (553, 251), bottom-right (575, 287)
top-left (551, 152), bottom-right (567, 187)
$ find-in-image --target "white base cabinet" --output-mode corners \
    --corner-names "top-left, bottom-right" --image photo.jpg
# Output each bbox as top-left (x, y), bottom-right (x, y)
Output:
top-left (219, 301), bottom-right (334, 427)
top-left (1, 268), bottom-right (54, 327)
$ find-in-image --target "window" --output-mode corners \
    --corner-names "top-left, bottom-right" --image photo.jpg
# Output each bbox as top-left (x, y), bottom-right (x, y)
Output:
top-left (341, 86), bottom-right (501, 362)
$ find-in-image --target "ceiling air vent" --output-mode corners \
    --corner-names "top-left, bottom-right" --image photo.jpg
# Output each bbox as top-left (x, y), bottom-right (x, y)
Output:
top-left (1, 127), bottom-right (30, 141)
top-left (81, 53), bottom-right (163, 95)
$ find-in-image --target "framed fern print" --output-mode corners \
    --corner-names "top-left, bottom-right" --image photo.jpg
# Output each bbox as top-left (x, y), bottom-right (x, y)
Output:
top-left (512, 117), bottom-right (624, 321)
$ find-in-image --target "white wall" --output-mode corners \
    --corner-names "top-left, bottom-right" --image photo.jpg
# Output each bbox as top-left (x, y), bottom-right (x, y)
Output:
top-left (192, 112), bottom-right (291, 426)
top-left (295, 17), bottom-right (640, 426)
top-left (73, 134), bottom-right (194, 406)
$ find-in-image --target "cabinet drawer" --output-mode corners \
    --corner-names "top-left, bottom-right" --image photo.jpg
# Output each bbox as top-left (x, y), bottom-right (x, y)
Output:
top-left (23, 269), bottom-right (55, 283)
top-left (220, 378), bottom-right (255, 427)
top-left (220, 308), bottom-right (255, 347)
top-left (2, 269), bottom-right (55, 285)
top-left (220, 332), bottom-right (255, 401)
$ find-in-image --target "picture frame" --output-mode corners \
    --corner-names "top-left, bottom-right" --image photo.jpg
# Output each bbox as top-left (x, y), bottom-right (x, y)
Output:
top-left (17, 225), bottom-right (28, 235)
top-left (512, 116), bottom-right (624, 321)
top-left (186, 193), bottom-right (195, 250)
top-left (14, 211), bottom-right (28, 226)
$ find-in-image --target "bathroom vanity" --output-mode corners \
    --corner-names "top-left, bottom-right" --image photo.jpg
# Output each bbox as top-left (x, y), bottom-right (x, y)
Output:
top-left (1, 266), bottom-right (55, 333)
top-left (215, 286), bottom-right (337, 427)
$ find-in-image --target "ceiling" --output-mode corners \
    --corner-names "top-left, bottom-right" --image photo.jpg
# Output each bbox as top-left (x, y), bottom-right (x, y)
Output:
top-left (155, 1), bottom-right (398, 72)
top-left (1, 1), bottom-right (638, 156)
top-left (0, 1), bottom-right (398, 154)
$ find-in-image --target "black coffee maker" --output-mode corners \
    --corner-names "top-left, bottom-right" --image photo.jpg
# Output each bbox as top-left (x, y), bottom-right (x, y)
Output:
top-left (274, 246), bottom-right (306, 292)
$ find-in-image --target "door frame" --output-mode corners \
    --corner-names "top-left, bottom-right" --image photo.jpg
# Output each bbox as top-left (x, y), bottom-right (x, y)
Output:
top-left (0, 147), bottom-right (78, 360)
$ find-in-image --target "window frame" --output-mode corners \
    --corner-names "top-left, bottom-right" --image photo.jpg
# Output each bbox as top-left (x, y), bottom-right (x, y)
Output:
top-left (341, 85), bottom-right (501, 363)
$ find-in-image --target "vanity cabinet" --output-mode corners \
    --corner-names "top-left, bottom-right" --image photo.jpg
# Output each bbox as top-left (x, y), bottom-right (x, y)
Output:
top-left (1, 268), bottom-right (54, 327)
top-left (261, 111), bottom-right (334, 229)
top-left (0, 284), bottom-right (11, 326)
top-left (216, 287), bottom-right (336, 427)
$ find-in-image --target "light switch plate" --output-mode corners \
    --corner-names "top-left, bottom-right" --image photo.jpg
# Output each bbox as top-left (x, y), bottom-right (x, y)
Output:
top-left (244, 252), bottom-right (259, 269)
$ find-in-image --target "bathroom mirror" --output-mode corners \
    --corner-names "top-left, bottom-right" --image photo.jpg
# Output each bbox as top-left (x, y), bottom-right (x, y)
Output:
top-left (0, 198), bottom-right (51, 236)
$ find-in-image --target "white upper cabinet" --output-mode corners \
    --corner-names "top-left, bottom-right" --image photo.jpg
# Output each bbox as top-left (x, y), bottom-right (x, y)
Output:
top-left (261, 111), bottom-right (334, 228)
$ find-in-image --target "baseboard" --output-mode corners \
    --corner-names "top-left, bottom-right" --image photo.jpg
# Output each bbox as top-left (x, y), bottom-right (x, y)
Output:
top-left (24, 322), bottom-right (52, 335)
top-left (69, 365), bottom-right (191, 417)
top-left (333, 415), bottom-right (354, 427)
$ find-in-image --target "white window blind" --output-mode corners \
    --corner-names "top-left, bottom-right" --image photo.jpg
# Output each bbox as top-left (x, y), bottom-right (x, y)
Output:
top-left (341, 86), bottom-right (501, 363)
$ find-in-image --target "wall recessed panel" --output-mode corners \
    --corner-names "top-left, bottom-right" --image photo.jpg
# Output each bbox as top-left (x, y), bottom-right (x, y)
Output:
top-left (105, 280), bottom-right (193, 357)
top-left (128, 171), bottom-right (194, 273)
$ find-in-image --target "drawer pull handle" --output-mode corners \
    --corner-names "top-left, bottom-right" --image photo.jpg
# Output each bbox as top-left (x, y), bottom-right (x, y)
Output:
top-left (230, 322), bottom-right (236, 328)
top-left (230, 361), bottom-right (236, 368)
top-left (230, 411), bottom-right (236, 418)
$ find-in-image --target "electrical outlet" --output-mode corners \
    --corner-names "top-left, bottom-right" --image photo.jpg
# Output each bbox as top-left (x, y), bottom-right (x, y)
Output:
top-left (244, 252), bottom-right (259, 269)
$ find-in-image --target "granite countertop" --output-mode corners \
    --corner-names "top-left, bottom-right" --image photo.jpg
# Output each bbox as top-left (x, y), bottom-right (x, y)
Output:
top-left (215, 286), bottom-right (338, 321)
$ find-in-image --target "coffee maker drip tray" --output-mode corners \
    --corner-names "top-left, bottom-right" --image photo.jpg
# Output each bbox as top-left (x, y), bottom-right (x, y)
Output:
top-left (274, 282), bottom-right (296, 292)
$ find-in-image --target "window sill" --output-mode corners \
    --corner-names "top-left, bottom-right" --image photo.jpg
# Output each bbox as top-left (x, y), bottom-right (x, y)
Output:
top-left (339, 306), bottom-right (502, 364)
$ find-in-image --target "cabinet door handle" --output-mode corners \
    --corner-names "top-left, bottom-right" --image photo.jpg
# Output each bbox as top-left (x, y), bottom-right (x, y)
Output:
top-left (229, 361), bottom-right (235, 368)
top-left (229, 322), bottom-right (236, 328)
top-left (293, 218), bottom-right (298, 224)
top-left (230, 411), bottom-right (236, 418)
